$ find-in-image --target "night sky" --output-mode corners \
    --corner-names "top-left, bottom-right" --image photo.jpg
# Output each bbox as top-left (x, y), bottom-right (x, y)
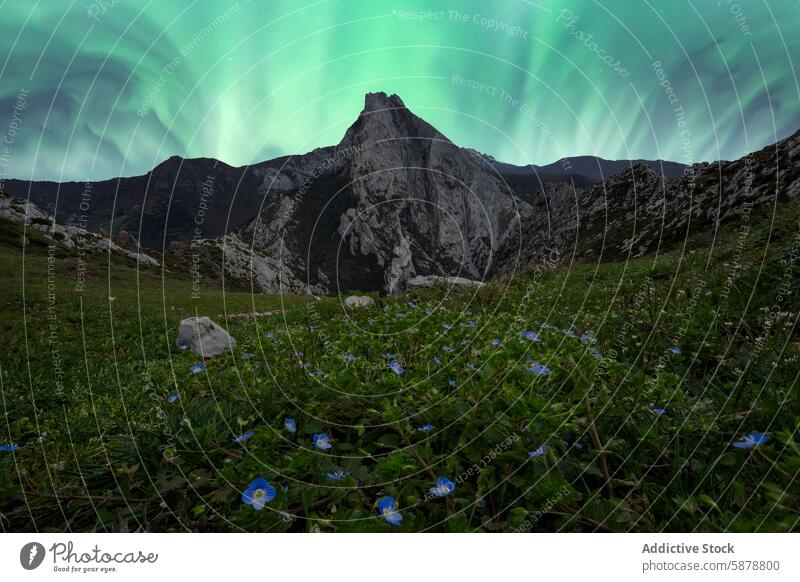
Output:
top-left (1, 0), bottom-right (798, 181)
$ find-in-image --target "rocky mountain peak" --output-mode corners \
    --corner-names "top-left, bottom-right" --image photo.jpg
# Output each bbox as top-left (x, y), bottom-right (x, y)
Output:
top-left (342, 92), bottom-right (446, 147)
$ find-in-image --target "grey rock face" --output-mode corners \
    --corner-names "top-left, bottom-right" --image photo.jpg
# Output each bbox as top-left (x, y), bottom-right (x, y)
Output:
top-left (238, 92), bottom-right (531, 295)
top-left (493, 128), bottom-right (800, 274)
top-left (177, 316), bottom-right (236, 357)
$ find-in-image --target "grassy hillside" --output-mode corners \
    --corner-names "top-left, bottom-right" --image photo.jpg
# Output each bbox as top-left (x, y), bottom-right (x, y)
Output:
top-left (0, 204), bottom-right (798, 532)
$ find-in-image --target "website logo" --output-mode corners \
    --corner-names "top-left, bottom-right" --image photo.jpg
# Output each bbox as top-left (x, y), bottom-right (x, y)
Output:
top-left (20, 542), bottom-right (46, 570)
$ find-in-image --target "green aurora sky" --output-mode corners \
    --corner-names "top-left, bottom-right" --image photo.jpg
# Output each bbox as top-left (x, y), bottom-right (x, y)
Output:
top-left (1, 0), bottom-right (799, 181)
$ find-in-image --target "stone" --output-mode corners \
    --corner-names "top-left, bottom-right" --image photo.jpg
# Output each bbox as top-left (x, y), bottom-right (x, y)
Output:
top-left (406, 275), bottom-right (485, 289)
top-left (177, 316), bottom-right (236, 357)
top-left (343, 295), bottom-right (374, 308)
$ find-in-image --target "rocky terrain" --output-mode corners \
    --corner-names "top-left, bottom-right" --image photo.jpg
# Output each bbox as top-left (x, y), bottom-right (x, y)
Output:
top-left (3, 92), bottom-right (797, 295)
top-left (0, 191), bottom-right (160, 266)
top-left (494, 127), bottom-right (800, 274)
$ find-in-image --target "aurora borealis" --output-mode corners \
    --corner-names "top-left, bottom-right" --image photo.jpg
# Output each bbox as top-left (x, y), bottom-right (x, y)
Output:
top-left (1, 0), bottom-right (799, 181)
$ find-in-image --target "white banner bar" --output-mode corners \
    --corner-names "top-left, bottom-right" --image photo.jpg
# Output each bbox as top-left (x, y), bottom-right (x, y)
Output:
top-left (1, 533), bottom-right (797, 581)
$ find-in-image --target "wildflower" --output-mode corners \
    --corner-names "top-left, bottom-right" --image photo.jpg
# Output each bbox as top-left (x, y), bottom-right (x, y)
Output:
top-left (648, 408), bottom-right (667, 416)
top-left (313, 433), bottom-right (332, 450)
top-left (167, 391), bottom-right (179, 404)
top-left (389, 361), bottom-right (405, 375)
top-left (377, 496), bottom-right (403, 526)
top-left (234, 431), bottom-right (254, 443)
top-left (476, 496), bottom-right (487, 508)
top-left (241, 477), bottom-right (276, 510)
top-left (466, 361), bottom-right (475, 370)
top-left (343, 354), bottom-right (358, 362)
top-left (441, 323), bottom-right (453, 330)
top-left (416, 424), bottom-right (434, 432)
top-left (242, 353), bottom-right (255, 359)
top-left (265, 332), bottom-right (275, 340)
top-left (433, 355), bottom-right (441, 365)
top-left (528, 362), bottom-right (551, 376)
top-left (309, 369), bottom-right (325, 377)
top-left (428, 476), bottom-right (456, 497)
top-left (442, 345), bottom-right (452, 353)
top-left (382, 353), bottom-right (397, 360)
top-left (732, 432), bottom-right (769, 449)
top-left (461, 339), bottom-right (471, 345)
top-left (528, 444), bottom-right (549, 458)
top-left (522, 331), bottom-right (541, 342)
top-left (325, 469), bottom-right (352, 481)
top-left (0, 444), bottom-right (23, 451)
top-left (284, 418), bottom-right (297, 433)
top-left (448, 378), bottom-right (457, 388)
top-left (491, 338), bottom-right (501, 346)
top-left (580, 333), bottom-right (597, 344)
top-left (189, 362), bottom-right (206, 374)
top-left (590, 349), bottom-right (603, 359)
top-left (408, 301), bottom-right (419, 310)
top-left (294, 350), bottom-right (304, 357)
top-left (670, 345), bottom-right (682, 355)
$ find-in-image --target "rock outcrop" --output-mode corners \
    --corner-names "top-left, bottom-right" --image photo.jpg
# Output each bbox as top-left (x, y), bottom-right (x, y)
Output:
top-left (240, 92), bottom-right (531, 294)
top-left (176, 316), bottom-right (236, 357)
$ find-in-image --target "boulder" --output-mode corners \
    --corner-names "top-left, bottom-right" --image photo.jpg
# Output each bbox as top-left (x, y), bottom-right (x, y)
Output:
top-left (406, 275), bottom-right (485, 289)
top-left (343, 295), bottom-right (374, 308)
top-left (177, 316), bottom-right (236, 357)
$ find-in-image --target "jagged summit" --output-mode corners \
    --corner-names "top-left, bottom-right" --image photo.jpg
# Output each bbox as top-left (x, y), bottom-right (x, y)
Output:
top-left (362, 91), bottom-right (406, 111)
top-left (343, 92), bottom-right (447, 146)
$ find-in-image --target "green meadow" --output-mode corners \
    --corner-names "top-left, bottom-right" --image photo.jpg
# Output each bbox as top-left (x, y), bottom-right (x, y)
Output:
top-left (1, 204), bottom-right (798, 532)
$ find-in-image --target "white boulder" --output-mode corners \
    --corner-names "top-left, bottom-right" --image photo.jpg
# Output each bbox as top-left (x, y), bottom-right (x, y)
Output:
top-left (343, 295), bottom-right (374, 308)
top-left (177, 316), bottom-right (236, 357)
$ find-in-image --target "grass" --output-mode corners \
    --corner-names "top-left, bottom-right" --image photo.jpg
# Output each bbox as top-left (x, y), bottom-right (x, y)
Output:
top-left (0, 204), bottom-right (798, 532)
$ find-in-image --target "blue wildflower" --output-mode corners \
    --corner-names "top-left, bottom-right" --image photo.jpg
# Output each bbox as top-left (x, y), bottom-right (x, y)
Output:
top-left (441, 323), bottom-right (453, 330)
top-left (343, 353), bottom-right (358, 362)
top-left (590, 349), bottom-right (603, 359)
top-left (670, 345), bottom-right (682, 355)
top-left (241, 477), bottom-right (276, 510)
top-left (382, 353), bottom-right (397, 360)
top-left (389, 361), bottom-right (405, 375)
top-left (167, 391), bottom-right (179, 404)
top-left (325, 468), bottom-right (352, 481)
top-left (377, 496), bottom-right (403, 526)
top-left (309, 369), bottom-right (325, 377)
top-left (313, 433), bottom-right (332, 450)
top-left (580, 333), bottom-right (597, 344)
top-left (466, 361), bottom-right (475, 370)
top-left (284, 418), bottom-right (297, 433)
top-left (732, 432), bottom-right (769, 449)
top-left (416, 424), bottom-right (434, 432)
top-left (522, 331), bottom-right (541, 342)
top-left (442, 345), bottom-right (452, 353)
top-left (491, 338), bottom-right (501, 346)
top-left (448, 378), bottom-right (457, 388)
top-left (408, 301), bottom-right (419, 310)
top-left (0, 444), bottom-right (23, 451)
top-left (189, 362), bottom-right (206, 374)
top-left (294, 350), bottom-right (304, 357)
top-left (242, 352), bottom-right (255, 359)
top-left (234, 431), bottom-right (254, 443)
top-left (433, 355), bottom-right (441, 365)
top-left (528, 362), bottom-right (551, 376)
top-left (429, 476), bottom-right (456, 497)
top-left (648, 408), bottom-right (667, 416)
top-left (528, 444), bottom-right (549, 458)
